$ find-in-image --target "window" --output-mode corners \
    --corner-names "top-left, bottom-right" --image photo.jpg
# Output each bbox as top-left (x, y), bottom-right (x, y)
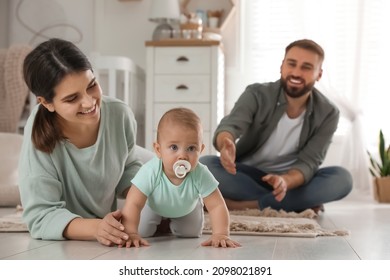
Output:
top-left (241, 0), bottom-right (390, 192)
top-left (242, 0), bottom-right (390, 145)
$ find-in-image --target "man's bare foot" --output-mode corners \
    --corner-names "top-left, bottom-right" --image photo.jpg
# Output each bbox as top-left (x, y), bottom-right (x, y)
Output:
top-left (224, 198), bottom-right (259, 210)
top-left (311, 204), bottom-right (325, 214)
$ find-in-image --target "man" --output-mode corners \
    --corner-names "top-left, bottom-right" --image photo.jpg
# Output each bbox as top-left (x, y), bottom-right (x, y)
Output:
top-left (200, 39), bottom-right (352, 213)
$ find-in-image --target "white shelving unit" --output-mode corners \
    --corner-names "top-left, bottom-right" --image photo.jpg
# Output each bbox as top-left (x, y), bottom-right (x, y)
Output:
top-left (145, 40), bottom-right (224, 154)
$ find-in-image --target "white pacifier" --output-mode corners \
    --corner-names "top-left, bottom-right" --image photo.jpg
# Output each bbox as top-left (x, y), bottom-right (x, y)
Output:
top-left (173, 160), bottom-right (192, 179)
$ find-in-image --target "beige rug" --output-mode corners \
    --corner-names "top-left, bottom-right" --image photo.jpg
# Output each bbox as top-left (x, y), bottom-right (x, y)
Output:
top-left (0, 207), bottom-right (350, 238)
top-left (0, 206), bottom-right (27, 232)
top-left (203, 208), bottom-right (350, 238)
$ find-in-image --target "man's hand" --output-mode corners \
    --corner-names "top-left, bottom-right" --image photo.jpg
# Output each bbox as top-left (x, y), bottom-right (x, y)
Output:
top-left (262, 174), bottom-right (288, 202)
top-left (219, 137), bottom-right (237, 174)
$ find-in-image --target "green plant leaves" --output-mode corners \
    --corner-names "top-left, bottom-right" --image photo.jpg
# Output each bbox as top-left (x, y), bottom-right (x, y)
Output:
top-left (368, 130), bottom-right (390, 177)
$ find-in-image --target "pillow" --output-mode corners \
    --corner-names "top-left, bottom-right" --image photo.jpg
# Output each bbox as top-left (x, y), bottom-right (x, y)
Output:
top-left (0, 132), bottom-right (23, 206)
top-left (0, 45), bottom-right (32, 132)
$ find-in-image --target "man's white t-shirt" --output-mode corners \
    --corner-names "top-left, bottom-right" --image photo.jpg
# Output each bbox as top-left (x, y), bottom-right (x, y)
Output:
top-left (242, 111), bottom-right (305, 173)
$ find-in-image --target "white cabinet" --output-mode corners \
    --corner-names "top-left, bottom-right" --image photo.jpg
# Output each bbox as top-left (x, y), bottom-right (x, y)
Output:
top-left (145, 41), bottom-right (224, 154)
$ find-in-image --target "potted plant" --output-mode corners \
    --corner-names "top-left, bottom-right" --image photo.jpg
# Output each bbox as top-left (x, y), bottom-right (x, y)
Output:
top-left (368, 130), bottom-right (390, 202)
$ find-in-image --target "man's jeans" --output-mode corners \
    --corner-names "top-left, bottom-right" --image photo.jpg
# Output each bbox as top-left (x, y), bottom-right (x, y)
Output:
top-left (200, 155), bottom-right (353, 211)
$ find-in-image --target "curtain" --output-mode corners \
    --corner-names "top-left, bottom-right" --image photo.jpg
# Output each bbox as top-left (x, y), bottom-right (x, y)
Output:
top-left (241, 0), bottom-right (390, 194)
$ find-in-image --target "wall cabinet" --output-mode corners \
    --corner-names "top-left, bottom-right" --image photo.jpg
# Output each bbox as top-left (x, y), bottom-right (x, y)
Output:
top-left (145, 40), bottom-right (224, 154)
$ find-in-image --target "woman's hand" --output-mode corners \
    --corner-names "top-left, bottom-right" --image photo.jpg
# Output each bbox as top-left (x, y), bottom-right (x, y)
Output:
top-left (96, 210), bottom-right (129, 246)
top-left (201, 234), bottom-right (241, 248)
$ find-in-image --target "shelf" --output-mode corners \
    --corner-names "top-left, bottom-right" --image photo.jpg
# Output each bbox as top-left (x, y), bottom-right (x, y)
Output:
top-left (145, 39), bottom-right (221, 47)
top-left (180, 0), bottom-right (236, 34)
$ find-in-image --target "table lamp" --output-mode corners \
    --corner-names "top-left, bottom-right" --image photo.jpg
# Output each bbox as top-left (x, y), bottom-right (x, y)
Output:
top-left (149, 0), bottom-right (181, 40)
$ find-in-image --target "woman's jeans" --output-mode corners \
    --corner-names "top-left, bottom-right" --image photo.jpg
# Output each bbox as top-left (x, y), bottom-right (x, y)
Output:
top-left (200, 155), bottom-right (353, 212)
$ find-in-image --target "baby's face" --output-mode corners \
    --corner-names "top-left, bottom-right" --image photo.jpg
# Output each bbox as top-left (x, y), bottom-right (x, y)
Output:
top-left (154, 122), bottom-right (204, 181)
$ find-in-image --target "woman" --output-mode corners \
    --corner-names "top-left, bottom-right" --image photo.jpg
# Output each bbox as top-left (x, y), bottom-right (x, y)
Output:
top-left (18, 38), bottom-right (151, 246)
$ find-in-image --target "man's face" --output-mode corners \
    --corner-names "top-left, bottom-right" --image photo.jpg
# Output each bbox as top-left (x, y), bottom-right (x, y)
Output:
top-left (280, 46), bottom-right (323, 98)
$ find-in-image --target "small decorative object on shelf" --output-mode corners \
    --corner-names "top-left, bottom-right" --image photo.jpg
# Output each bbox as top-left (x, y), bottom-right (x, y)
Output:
top-left (149, 0), bottom-right (181, 41)
top-left (179, 0), bottom-right (236, 34)
top-left (207, 9), bottom-right (223, 28)
top-left (179, 12), bottom-right (203, 39)
top-left (195, 9), bottom-right (207, 28)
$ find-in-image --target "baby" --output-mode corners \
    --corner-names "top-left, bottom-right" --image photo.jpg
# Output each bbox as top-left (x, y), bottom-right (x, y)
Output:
top-left (120, 107), bottom-right (240, 248)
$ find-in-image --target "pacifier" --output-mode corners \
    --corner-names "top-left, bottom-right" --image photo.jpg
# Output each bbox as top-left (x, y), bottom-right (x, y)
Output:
top-left (173, 160), bottom-right (192, 179)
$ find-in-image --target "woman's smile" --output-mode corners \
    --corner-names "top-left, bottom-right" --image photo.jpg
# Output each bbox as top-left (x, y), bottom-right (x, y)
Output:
top-left (79, 104), bottom-right (97, 115)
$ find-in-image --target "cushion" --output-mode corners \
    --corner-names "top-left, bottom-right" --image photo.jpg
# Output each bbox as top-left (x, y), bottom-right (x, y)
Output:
top-left (0, 44), bottom-right (32, 132)
top-left (0, 132), bottom-right (23, 206)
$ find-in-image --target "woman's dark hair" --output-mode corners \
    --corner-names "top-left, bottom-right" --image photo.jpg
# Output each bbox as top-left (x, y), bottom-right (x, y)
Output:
top-left (23, 38), bottom-right (92, 153)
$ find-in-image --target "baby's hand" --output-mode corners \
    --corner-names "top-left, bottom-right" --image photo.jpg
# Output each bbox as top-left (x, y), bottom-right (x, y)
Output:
top-left (201, 234), bottom-right (241, 248)
top-left (119, 233), bottom-right (150, 248)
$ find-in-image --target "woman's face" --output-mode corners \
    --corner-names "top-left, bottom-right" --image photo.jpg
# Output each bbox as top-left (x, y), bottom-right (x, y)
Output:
top-left (39, 70), bottom-right (102, 127)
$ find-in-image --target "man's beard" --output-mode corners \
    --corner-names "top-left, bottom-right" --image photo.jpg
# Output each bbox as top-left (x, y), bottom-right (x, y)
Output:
top-left (281, 76), bottom-right (315, 98)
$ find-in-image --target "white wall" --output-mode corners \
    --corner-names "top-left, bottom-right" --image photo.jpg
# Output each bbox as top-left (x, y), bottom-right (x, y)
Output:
top-left (0, 0), bottom-right (9, 48)
top-left (3, 0), bottom-right (241, 114)
top-left (7, 0), bottom-right (95, 54)
top-left (5, 0), bottom-right (152, 67)
top-left (93, 0), bottom-right (154, 70)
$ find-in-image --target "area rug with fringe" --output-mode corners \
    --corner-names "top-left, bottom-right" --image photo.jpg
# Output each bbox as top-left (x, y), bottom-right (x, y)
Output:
top-left (0, 206), bottom-right (27, 232)
top-left (203, 208), bottom-right (350, 238)
top-left (0, 207), bottom-right (350, 238)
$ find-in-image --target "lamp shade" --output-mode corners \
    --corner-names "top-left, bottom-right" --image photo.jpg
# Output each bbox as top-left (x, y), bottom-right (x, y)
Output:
top-left (149, 0), bottom-right (180, 22)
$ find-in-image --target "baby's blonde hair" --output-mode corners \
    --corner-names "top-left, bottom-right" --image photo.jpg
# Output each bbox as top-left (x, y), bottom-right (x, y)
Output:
top-left (157, 107), bottom-right (202, 142)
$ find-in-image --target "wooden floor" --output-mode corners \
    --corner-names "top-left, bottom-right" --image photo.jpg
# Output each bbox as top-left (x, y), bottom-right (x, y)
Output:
top-left (0, 190), bottom-right (389, 260)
